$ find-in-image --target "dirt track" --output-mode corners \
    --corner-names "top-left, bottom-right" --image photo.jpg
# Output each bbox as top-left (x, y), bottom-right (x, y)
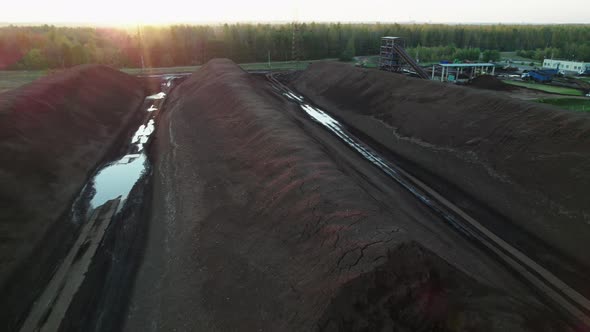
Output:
top-left (0, 65), bottom-right (145, 329)
top-left (290, 62), bottom-right (590, 274)
top-left (123, 59), bottom-right (569, 331)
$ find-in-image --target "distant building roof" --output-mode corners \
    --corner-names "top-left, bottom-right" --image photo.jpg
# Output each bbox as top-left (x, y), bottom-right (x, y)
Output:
top-left (543, 59), bottom-right (589, 64)
top-left (381, 36), bottom-right (402, 40)
top-left (439, 63), bottom-right (495, 67)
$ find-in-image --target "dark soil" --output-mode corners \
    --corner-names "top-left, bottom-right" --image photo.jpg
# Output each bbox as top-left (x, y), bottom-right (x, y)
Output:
top-left (319, 242), bottom-right (564, 332)
top-left (291, 61), bottom-right (590, 273)
top-left (59, 172), bottom-right (153, 332)
top-left (0, 64), bottom-right (145, 330)
top-left (469, 75), bottom-right (516, 91)
top-left (123, 59), bottom-right (569, 332)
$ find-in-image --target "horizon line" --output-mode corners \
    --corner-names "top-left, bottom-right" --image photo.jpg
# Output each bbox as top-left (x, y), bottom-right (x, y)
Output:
top-left (2, 20), bottom-right (590, 28)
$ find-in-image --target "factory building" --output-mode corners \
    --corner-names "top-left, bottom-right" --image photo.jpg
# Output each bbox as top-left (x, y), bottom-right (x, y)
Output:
top-left (542, 59), bottom-right (590, 74)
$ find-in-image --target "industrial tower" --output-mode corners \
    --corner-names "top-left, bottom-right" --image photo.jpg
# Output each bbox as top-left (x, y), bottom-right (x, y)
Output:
top-left (379, 37), bottom-right (430, 79)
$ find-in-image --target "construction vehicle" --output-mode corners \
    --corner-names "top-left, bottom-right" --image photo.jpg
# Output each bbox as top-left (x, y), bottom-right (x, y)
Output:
top-left (522, 70), bottom-right (555, 83)
top-left (522, 63), bottom-right (560, 83)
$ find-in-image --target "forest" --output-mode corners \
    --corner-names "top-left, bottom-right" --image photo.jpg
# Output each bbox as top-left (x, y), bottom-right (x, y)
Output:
top-left (1, 23), bottom-right (589, 70)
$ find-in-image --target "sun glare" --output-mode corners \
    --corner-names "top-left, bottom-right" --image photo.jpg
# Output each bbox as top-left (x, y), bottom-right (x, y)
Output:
top-left (2, 0), bottom-right (588, 24)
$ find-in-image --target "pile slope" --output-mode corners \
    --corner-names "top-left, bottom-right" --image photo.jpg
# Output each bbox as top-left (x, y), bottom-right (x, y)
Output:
top-left (0, 65), bottom-right (145, 329)
top-left (469, 75), bottom-right (515, 91)
top-left (292, 62), bottom-right (590, 269)
top-left (124, 59), bottom-right (567, 332)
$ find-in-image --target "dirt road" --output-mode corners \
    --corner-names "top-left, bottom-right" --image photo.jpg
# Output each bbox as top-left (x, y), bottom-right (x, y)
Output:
top-left (123, 60), bottom-right (571, 331)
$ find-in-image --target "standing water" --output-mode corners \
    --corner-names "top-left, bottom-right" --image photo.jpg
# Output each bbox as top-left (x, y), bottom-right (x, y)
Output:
top-left (88, 76), bottom-right (174, 210)
top-left (19, 74), bottom-right (184, 332)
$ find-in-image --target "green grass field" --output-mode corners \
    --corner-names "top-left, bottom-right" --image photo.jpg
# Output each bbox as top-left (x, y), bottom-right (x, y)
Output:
top-left (500, 51), bottom-right (530, 61)
top-left (0, 70), bottom-right (48, 93)
top-left (0, 59), bottom-right (335, 92)
top-left (499, 51), bottom-right (542, 66)
top-left (354, 55), bottom-right (380, 68)
top-left (504, 80), bottom-right (584, 96)
top-left (536, 98), bottom-right (590, 112)
top-left (121, 66), bottom-right (201, 75)
top-left (121, 60), bottom-right (315, 75)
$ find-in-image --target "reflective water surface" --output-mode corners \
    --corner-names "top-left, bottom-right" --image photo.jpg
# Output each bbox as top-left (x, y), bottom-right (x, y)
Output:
top-left (88, 77), bottom-right (176, 209)
top-left (146, 92), bottom-right (166, 100)
top-left (276, 82), bottom-right (469, 233)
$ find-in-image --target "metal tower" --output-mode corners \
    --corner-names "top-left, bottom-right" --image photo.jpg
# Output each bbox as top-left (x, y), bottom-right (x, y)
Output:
top-left (379, 37), bottom-right (404, 73)
top-left (379, 37), bottom-right (430, 79)
top-left (291, 22), bottom-right (301, 64)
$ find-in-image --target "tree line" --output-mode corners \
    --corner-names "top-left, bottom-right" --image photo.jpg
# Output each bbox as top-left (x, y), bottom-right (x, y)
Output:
top-left (401, 46), bottom-right (502, 63)
top-left (1, 23), bottom-right (589, 70)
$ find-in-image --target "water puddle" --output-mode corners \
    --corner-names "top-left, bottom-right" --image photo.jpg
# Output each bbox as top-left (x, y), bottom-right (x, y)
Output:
top-left (20, 74), bottom-right (187, 332)
top-left (273, 80), bottom-right (472, 236)
top-left (146, 92), bottom-right (166, 100)
top-left (281, 89), bottom-right (420, 197)
top-left (275, 80), bottom-right (590, 324)
top-left (87, 76), bottom-right (176, 210)
top-left (131, 119), bottom-right (155, 149)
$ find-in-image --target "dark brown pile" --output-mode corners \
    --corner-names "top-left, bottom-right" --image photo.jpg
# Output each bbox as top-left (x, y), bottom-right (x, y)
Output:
top-left (292, 61), bottom-right (590, 271)
top-left (319, 242), bottom-right (565, 332)
top-left (469, 74), bottom-right (515, 91)
top-left (123, 59), bottom-right (568, 332)
top-left (0, 65), bottom-right (145, 329)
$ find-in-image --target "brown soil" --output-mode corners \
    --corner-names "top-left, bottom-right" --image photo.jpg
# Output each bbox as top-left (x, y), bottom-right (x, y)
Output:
top-left (0, 65), bottom-right (145, 329)
top-left (291, 61), bottom-right (590, 272)
top-left (319, 242), bottom-right (564, 332)
top-left (123, 59), bottom-right (569, 332)
top-left (469, 75), bottom-right (516, 91)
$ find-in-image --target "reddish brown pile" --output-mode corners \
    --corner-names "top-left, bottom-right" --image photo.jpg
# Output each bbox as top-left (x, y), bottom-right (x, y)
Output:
top-left (124, 59), bottom-right (567, 332)
top-left (469, 74), bottom-right (515, 91)
top-left (0, 65), bottom-right (145, 328)
top-left (292, 61), bottom-right (590, 269)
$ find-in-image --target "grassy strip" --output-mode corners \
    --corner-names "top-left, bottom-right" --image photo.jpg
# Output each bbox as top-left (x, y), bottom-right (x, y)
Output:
top-left (239, 60), bottom-right (311, 71)
top-left (121, 66), bottom-right (201, 75)
top-left (0, 70), bottom-right (47, 93)
top-left (504, 80), bottom-right (584, 96)
top-left (500, 51), bottom-right (535, 62)
top-left (536, 98), bottom-right (590, 112)
top-left (499, 51), bottom-right (543, 66)
top-left (0, 59), bottom-right (336, 92)
top-left (122, 58), bottom-right (339, 75)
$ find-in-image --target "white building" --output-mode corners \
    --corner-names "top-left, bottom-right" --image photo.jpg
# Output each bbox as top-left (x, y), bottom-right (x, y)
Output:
top-left (543, 59), bottom-right (590, 74)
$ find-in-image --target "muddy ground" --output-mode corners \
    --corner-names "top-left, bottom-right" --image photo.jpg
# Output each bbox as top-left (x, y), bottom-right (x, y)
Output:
top-left (289, 61), bottom-right (590, 280)
top-left (0, 65), bottom-right (146, 329)
top-left (468, 75), bottom-right (516, 92)
top-left (123, 59), bottom-right (569, 331)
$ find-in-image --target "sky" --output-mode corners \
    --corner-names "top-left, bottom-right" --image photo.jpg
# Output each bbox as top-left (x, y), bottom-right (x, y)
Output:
top-left (1, 0), bottom-right (588, 25)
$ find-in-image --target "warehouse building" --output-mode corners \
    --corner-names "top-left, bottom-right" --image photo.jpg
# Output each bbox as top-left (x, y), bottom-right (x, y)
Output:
top-left (542, 59), bottom-right (590, 74)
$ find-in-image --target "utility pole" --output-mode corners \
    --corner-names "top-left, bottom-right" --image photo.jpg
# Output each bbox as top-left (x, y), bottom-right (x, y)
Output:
top-left (268, 50), bottom-right (271, 69)
top-left (292, 22), bottom-right (301, 70)
top-left (137, 25), bottom-right (145, 72)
